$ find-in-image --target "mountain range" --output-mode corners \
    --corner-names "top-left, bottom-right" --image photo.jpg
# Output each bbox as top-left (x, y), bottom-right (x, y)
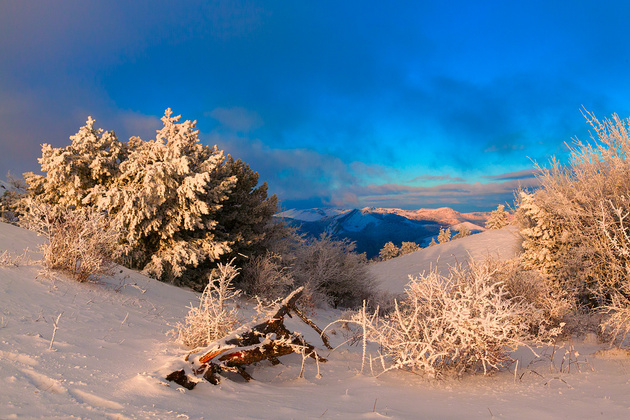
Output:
top-left (275, 207), bottom-right (491, 259)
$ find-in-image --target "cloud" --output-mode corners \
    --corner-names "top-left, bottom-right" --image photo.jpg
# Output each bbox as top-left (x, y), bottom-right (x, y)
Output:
top-left (483, 169), bottom-right (540, 182)
top-left (409, 174), bottom-right (466, 183)
top-left (207, 107), bottom-right (263, 132)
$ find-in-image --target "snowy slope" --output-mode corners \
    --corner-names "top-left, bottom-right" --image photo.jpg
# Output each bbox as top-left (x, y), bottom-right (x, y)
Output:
top-left (371, 225), bottom-right (523, 294)
top-left (3, 221), bottom-right (630, 419)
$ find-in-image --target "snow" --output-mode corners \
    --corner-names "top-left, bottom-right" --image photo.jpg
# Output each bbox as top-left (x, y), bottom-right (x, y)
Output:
top-left (371, 225), bottom-right (524, 295)
top-left (3, 221), bottom-right (630, 419)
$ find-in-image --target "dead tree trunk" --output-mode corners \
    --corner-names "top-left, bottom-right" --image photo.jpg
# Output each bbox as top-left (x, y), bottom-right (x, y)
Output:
top-left (166, 287), bottom-right (330, 388)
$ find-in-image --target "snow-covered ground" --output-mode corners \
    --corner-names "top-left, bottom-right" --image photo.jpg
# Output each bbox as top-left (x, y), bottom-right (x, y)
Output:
top-left (2, 221), bottom-right (630, 419)
top-left (371, 225), bottom-right (523, 295)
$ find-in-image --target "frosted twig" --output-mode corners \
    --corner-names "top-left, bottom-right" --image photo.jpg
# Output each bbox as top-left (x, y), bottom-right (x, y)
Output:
top-left (49, 312), bottom-right (63, 351)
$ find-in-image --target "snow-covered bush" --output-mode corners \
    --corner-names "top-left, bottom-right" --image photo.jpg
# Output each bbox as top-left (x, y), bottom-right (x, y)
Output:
top-left (292, 234), bottom-right (375, 308)
top-left (518, 111), bottom-right (630, 310)
top-left (379, 241), bottom-right (399, 261)
top-left (438, 227), bottom-right (451, 244)
top-left (175, 262), bottom-right (241, 349)
top-left (1, 173), bottom-right (27, 223)
top-left (453, 224), bottom-right (471, 239)
top-left (489, 257), bottom-right (571, 334)
top-left (342, 258), bottom-right (561, 378)
top-left (486, 204), bottom-right (509, 230)
top-left (22, 199), bottom-right (119, 282)
top-left (400, 241), bottom-right (420, 255)
top-left (239, 252), bottom-right (294, 301)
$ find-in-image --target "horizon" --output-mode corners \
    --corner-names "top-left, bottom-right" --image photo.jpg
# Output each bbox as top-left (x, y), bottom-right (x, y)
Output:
top-left (2, 1), bottom-right (630, 212)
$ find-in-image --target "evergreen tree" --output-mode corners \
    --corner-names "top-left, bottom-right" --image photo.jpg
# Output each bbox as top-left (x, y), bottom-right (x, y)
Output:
top-left (379, 241), bottom-right (400, 261)
top-left (486, 204), bottom-right (510, 230)
top-left (517, 192), bottom-right (559, 276)
top-left (214, 156), bottom-right (279, 265)
top-left (25, 117), bottom-right (125, 208)
top-left (438, 227), bottom-right (451, 244)
top-left (400, 241), bottom-right (420, 255)
top-left (96, 109), bottom-right (236, 282)
top-left (428, 238), bottom-right (438, 247)
top-left (453, 224), bottom-right (471, 239)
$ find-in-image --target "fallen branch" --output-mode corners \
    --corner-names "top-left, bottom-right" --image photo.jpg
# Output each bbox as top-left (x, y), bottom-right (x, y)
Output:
top-left (166, 287), bottom-right (329, 388)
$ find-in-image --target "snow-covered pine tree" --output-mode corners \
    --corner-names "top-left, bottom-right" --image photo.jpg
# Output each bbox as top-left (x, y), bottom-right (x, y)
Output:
top-left (438, 227), bottom-right (451, 244)
top-left (517, 191), bottom-right (559, 276)
top-left (25, 117), bottom-right (125, 208)
top-left (453, 224), bottom-right (471, 239)
top-left (379, 241), bottom-right (400, 261)
top-left (96, 109), bottom-right (237, 283)
top-left (400, 241), bottom-right (420, 255)
top-left (428, 238), bottom-right (438, 247)
top-left (485, 204), bottom-right (509, 230)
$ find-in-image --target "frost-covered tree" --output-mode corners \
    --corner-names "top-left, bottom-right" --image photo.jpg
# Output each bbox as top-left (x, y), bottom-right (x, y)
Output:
top-left (400, 241), bottom-right (420, 255)
top-left (518, 192), bottom-right (560, 276)
top-left (453, 224), bottom-right (471, 239)
top-left (25, 109), bottom-right (280, 287)
top-left (25, 117), bottom-right (125, 208)
top-left (438, 227), bottom-right (451, 244)
top-left (428, 238), bottom-right (438, 247)
top-left (486, 204), bottom-right (509, 230)
top-left (379, 241), bottom-right (400, 261)
top-left (96, 110), bottom-right (237, 282)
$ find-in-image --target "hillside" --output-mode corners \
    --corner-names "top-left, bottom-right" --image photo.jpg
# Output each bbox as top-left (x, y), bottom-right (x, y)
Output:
top-left (371, 225), bottom-right (523, 294)
top-left (276, 206), bottom-right (489, 258)
top-left (2, 221), bottom-right (630, 419)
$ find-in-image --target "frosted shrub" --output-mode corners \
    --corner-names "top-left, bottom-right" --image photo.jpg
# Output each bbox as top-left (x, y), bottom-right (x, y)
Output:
top-left (379, 241), bottom-right (399, 261)
top-left (486, 204), bottom-right (509, 230)
top-left (292, 234), bottom-right (375, 308)
top-left (22, 199), bottom-right (118, 282)
top-left (519, 110), bottom-right (630, 309)
top-left (490, 257), bottom-right (571, 334)
top-left (175, 262), bottom-right (241, 349)
top-left (400, 241), bottom-right (420, 255)
top-left (453, 224), bottom-right (471, 239)
top-left (346, 259), bottom-right (560, 378)
top-left (239, 252), bottom-right (294, 301)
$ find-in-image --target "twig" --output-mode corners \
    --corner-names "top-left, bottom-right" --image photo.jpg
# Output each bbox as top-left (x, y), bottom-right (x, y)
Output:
top-left (289, 303), bottom-right (333, 349)
top-left (373, 398), bottom-right (378, 412)
top-left (48, 312), bottom-right (63, 351)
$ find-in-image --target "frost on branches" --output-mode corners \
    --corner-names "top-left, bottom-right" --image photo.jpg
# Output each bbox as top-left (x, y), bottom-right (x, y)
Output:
top-left (336, 259), bottom-right (561, 378)
top-left (485, 204), bottom-right (509, 230)
top-left (96, 110), bottom-right (236, 281)
top-left (24, 109), bottom-right (283, 285)
top-left (175, 262), bottom-right (241, 349)
top-left (518, 191), bottom-right (561, 277)
top-left (25, 117), bottom-right (125, 209)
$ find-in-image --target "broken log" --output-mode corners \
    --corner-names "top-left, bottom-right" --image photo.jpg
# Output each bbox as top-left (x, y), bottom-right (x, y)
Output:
top-left (167, 286), bottom-right (330, 388)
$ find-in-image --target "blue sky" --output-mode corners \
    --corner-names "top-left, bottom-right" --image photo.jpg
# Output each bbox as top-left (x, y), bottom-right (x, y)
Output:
top-left (2, 1), bottom-right (630, 211)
